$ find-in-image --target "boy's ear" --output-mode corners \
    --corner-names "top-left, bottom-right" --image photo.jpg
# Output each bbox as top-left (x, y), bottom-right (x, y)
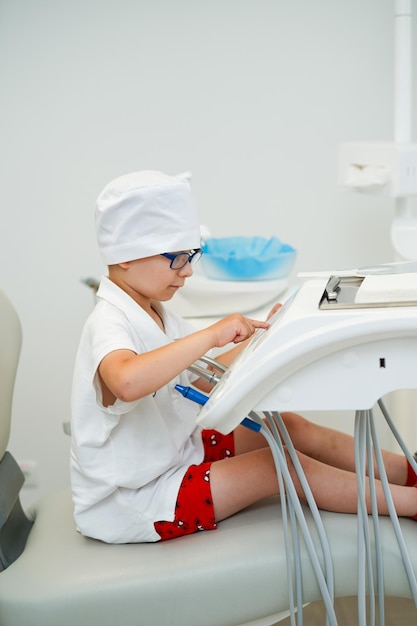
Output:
top-left (118, 261), bottom-right (131, 269)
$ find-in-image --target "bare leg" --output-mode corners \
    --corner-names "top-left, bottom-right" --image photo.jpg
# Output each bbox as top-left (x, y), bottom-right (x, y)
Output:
top-left (233, 422), bottom-right (269, 454)
top-left (234, 412), bottom-right (410, 486)
top-left (280, 411), bottom-right (410, 485)
top-left (210, 447), bottom-right (278, 521)
top-left (209, 445), bottom-right (417, 522)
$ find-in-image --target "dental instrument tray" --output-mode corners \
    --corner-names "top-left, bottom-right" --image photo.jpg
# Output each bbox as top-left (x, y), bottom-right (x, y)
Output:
top-left (320, 273), bottom-right (417, 309)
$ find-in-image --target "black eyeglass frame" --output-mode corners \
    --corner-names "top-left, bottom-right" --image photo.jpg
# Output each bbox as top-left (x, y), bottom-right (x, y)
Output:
top-left (160, 248), bottom-right (203, 270)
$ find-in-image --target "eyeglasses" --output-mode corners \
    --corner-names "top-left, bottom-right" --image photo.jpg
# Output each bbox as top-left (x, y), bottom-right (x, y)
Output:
top-left (160, 249), bottom-right (203, 270)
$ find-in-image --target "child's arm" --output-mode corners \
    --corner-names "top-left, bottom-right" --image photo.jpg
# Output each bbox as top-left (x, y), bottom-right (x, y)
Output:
top-left (193, 303), bottom-right (282, 392)
top-left (98, 313), bottom-right (269, 406)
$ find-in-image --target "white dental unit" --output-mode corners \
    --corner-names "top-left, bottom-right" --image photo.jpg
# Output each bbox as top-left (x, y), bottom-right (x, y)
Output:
top-left (189, 267), bottom-right (417, 626)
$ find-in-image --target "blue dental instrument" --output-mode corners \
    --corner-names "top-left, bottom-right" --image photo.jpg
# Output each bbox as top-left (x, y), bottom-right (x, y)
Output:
top-left (175, 385), bottom-right (260, 432)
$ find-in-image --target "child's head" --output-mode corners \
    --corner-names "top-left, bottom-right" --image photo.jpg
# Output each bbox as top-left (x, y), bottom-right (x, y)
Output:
top-left (96, 171), bottom-right (201, 265)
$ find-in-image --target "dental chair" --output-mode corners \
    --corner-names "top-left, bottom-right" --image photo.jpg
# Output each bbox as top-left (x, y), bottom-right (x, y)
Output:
top-left (1, 288), bottom-right (417, 626)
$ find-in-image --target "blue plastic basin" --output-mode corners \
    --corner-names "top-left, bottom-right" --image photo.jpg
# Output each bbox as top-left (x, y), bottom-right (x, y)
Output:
top-left (200, 236), bottom-right (296, 281)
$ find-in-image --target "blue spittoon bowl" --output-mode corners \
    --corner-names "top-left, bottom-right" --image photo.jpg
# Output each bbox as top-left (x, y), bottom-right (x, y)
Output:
top-left (200, 236), bottom-right (296, 281)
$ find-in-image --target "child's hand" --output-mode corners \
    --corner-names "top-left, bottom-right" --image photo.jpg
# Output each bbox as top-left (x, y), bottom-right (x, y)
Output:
top-left (209, 314), bottom-right (269, 348)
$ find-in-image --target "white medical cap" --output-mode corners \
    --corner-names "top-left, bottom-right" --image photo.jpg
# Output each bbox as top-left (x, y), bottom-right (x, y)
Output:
top-left (96, 170), bottom-right (201, 265)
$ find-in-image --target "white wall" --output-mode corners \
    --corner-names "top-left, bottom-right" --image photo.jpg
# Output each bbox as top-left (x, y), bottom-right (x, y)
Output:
top-left (0, 0), bottom-right (416, 507)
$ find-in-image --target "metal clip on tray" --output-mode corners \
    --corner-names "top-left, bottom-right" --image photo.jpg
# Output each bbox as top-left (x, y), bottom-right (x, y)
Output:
top-left (320, 274), bottom-right (417, 310)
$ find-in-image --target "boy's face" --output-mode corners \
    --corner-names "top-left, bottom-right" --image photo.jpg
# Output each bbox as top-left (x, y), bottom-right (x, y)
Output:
top-left (119, 251), bottom-right (195, 302)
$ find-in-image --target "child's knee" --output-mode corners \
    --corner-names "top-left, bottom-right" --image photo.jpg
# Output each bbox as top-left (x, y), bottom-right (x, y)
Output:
top-left (281, 411), bottom-right (307, 433)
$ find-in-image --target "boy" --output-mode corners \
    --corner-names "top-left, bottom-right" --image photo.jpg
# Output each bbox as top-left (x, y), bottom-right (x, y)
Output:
top-left (70, 170), bottom-right (417, 543)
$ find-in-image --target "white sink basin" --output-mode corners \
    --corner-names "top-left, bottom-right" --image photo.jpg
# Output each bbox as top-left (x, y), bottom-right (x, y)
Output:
top-left (167, 273), bottom-right (289, 317)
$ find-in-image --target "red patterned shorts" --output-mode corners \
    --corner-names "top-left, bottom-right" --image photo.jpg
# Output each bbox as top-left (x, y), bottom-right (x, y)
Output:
top-left (154, 429), bottom-right (235, 541)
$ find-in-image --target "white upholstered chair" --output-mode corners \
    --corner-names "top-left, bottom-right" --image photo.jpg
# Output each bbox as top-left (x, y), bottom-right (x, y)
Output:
top-left (1, 288), bottom-right (417, 626)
